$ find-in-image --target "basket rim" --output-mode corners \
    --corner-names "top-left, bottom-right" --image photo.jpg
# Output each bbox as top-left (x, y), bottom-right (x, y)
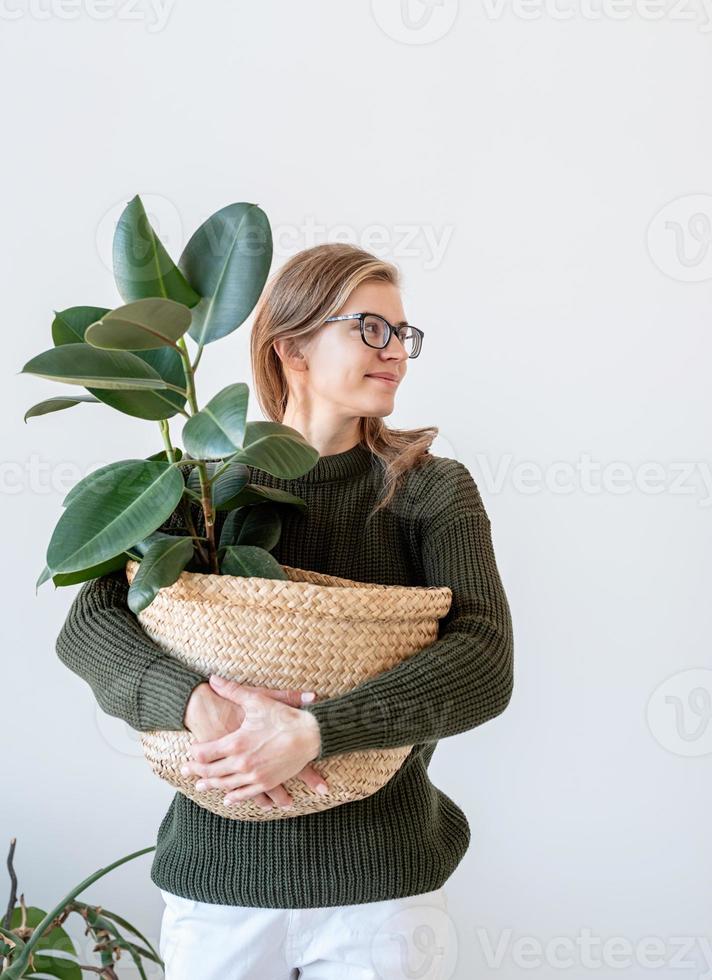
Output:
top-left (124, 558), bottom-right (452, 613)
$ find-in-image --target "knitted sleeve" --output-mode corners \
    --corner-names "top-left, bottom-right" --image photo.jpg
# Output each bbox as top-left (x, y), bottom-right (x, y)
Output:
top-left (302, 461), bottom-right (514, 760)
top-left (54, 497), bottom-right (208, 732)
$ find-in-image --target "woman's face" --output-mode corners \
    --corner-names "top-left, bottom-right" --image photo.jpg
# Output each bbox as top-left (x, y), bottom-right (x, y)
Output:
top-left (295, 280), bottom-right (410, 420)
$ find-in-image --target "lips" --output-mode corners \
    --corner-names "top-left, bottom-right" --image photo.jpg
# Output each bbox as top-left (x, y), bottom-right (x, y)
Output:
top-left (366, 373), bottom-right (399, 383)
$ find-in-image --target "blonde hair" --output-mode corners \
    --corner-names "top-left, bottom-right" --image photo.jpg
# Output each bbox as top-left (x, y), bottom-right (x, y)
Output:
top-left (250, 242), bottom-right (439, 519)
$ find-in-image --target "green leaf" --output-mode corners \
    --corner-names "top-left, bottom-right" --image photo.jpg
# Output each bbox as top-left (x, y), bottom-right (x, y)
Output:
top-left (85, 297), bottom-right (192, 350)
top-left (98, 907), bottom-right (161, 962)
top-left (52, 306), bottom-right (110, 345)
top-left (228, 420), bottom-right (320, 478)
top-left (220, 545), bottom-right (288, 579)
top-left (24, 395), bottom-right (100, 422)
top-left (178, 202), bottom-right (272, 346)
top-left (113, 194), bottom-right (200, 307)
top-left (127, 535), bottom-right (195, 613)
top-left (51, 307), bottom-right (188, 421)
top-left (215, 480), bottom-right (308, 513)
top-left (36, 552), bottom-right (131, 592)
top-left (146, 446), bottom-right (183, 463)
top-left (181, 382), bottom-right (249, 458)
top-left (212, 461), bottom-right (249, 507)
top-left (9, 905), bottom-right (77, 957)
top-left (23, 952), bottom-right (82, 978)
top-left (46, 461), bottom-right (185, 574)
top-left (62, 459), bottom-right (149, 508)
top-left (217, 504), bottom-right (281, 551)
top-left (21, 344), bottom-right (173, 391)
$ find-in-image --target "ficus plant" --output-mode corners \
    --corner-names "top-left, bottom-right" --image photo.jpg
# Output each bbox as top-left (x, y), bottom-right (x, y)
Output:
top-left (1, 838), bottom-right (162, 978)
top-left (21, 194), bottom-right (319, 613)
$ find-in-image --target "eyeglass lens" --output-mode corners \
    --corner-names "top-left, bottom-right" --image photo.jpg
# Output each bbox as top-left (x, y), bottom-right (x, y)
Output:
top-left (363, 314), bottom-right (420, 357)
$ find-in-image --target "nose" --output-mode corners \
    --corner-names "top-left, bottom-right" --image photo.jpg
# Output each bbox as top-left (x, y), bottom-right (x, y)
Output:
top-left (382, 334), bottom-right (409, 359)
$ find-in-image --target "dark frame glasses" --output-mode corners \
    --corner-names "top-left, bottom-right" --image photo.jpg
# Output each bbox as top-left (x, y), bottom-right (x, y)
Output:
top-left (324, 312), bottom-right (424, 358)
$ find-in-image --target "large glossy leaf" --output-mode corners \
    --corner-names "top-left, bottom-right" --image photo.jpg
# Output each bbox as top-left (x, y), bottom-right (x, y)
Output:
top-left (24, 394), bottom-right (99, 422)
top-left (228, 420), bottom-right (320, 478)
top-left (178, 202), bottom-right (272, 346)
top-left (46, 461), bottom-right (185, 574)
top-left (52, 306), bottom-right (188, 420)
top-left (52, 306), bottom-right (110, 345)
top-left (113, 194), bottom-right (200, 307)
top-left (85, 298), bottom-right (192, 350)
top-left (127, 535), bottom-right (194, 613)
top-left (217, 504), bottom-right (281, 552)
top-left (220, 545), bottom-right (288, 579)
top-left (62, 458), bottom-right (155, 508)
top-left (213, 482), bottom-right (307, 511)
top-left (36, 552), bottom-right (132, 592)
top-left (21, 344), bottom-right (172, 391)
top-left (211, 461), bottom-right (249, 507)
top-left (181, 382), bottom-right (249, 458)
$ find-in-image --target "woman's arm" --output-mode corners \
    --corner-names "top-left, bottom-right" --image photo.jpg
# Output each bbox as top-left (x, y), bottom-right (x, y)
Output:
top-left (55, 484), bottom-right (210, 732)
top-left (56, 567), bottom-right (208, 732)
top-left (301, 462), bottom-right (514, 760)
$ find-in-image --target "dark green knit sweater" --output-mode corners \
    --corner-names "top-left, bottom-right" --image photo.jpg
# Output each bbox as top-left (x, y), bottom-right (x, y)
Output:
top-left (55, 442), bottom-right (514, 908)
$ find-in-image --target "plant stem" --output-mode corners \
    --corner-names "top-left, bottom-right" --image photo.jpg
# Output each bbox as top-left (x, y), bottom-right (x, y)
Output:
top-left (191, 343), bottom-right (204, 373)
top-left (158, 420), bottom-right (176, 463)
top-left (176, 338), bottom-right (219, 574)
top-left (157, 420), bottom-right (209, 567)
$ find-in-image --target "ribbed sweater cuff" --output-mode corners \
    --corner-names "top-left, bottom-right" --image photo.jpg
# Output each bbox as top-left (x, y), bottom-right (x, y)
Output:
top-left (137, 659), bottom-right (207, 731)
top-left (301, 700), bottom-right (381, 761)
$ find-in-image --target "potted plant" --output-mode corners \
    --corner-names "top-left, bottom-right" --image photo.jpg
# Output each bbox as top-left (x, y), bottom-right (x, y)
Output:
top-left (21, 195), bottom-right (453, 821)
top-left (1, 837), bottom-right (163, 978)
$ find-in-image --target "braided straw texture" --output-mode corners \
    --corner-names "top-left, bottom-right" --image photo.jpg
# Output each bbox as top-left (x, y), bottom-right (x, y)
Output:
top-left (124, 560), bottom-right (452, 821)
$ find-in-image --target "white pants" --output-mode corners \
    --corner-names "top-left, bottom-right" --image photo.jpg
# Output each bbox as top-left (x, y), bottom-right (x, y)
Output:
top-left (158, 885), bottom-right (454, 979)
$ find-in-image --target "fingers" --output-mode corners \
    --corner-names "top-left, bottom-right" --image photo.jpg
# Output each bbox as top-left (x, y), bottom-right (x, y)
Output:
top-left (181, 756), bottom-right (245, 780)
top-left (266, 784), bottom-right (294, 808)
top-left (263, 688), bottom-right (317, 707)
top-left (253, 792), bottom-right (274, 809)
top-left (193, 772), bottom-right (254, 792)
top-left (297, 763), bottom-right (329, 796)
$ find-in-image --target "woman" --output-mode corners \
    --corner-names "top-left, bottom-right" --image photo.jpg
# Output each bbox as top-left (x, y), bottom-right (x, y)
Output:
top-left (56, 242), bottom-right (514, 979)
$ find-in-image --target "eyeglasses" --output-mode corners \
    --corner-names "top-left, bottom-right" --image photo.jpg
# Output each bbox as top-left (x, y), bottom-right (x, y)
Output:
top-left (324, 312), bottom-right (424, 358)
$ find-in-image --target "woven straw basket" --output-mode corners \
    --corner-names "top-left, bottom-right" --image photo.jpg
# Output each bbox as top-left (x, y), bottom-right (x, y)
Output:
top-left (124, 559), bottom-right (452, 821)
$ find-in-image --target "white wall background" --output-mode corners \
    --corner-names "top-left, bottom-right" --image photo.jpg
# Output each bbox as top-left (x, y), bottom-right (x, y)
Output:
top-left (2, 3), bottom-right (711, 978)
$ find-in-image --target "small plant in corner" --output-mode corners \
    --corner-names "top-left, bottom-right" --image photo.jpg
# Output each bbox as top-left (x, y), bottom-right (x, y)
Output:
top-left (0, 837), bottom-right (163, 978)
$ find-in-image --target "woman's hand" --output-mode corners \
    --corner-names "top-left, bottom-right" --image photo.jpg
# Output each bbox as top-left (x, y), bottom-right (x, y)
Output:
top-left (180, 674), bottom-right (324, 809)
top-left (182, 679), bottom-right (326, 810)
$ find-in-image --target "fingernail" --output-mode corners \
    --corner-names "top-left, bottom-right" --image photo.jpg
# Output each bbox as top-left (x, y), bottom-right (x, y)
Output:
top-left (316, 783), bottom-right (328, 795)
top-left (195, 782), bottom-right (207, 791)
top-left (301, 691), bottom-right (316, 703)
top-left (180, 766), bottom-right (189, 776)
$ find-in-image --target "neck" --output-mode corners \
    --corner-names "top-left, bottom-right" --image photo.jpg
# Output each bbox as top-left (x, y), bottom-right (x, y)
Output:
top-left (280, 405), bottom-right (362, 458)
